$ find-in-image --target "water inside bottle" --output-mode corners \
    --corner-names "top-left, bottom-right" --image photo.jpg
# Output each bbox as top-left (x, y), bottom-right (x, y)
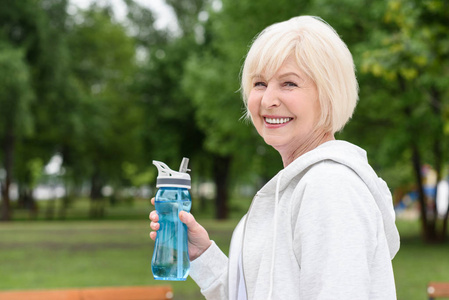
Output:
top-left (152, 197), bottom-right (191, 281)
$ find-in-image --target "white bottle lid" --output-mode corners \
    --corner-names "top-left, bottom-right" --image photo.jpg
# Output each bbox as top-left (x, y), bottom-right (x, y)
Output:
top-left (153, 158), bottom-right (191, 189)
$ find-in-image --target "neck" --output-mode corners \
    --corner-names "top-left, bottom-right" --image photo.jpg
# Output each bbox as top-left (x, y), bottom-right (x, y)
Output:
top-left (280, 129), bottom-right (334, 167)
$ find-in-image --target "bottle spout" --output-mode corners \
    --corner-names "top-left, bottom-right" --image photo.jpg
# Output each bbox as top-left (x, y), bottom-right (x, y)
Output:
top-left (179, 157), bottom-right (190, 173)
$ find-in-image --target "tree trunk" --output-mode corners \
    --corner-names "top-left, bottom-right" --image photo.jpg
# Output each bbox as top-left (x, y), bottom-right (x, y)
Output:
top-left (401, 76), bottom-right (442, 242)
top-left (429, 86), bottom-right (444, 241)
top-left (213, 155), bottom-right (231, 220)
top-left (18, 184), bottom-right (37, 220)
top-left (442, 201), bottom-right (449, 242)
top-left (0, 184), bottom-right (11, 221)
top-left (89, 170), bottom-right (105, 218)
top-left (401, 78), bottom-right (427, 239)
top-left (58, 196), bottom-right (68, 220)
top-left (45, 199), bottom-right (56, 220)
top-left (1, 129), bottom-right (15, 221)
top-left (410, 144), bottom-right (430, 239)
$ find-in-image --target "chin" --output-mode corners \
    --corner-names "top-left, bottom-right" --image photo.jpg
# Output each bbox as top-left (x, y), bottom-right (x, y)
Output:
top-left (263, 137), bottom-right (285, 150)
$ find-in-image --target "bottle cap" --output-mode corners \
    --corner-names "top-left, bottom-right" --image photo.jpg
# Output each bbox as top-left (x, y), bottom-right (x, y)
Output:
top-left (153, 158), bottom-right (191, 189)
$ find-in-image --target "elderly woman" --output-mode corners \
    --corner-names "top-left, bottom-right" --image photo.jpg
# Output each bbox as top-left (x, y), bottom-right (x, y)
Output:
top-left (150, 16), bottom-right (400, 300)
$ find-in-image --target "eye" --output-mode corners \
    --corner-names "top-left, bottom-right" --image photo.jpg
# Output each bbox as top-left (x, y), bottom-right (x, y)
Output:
top-left (254, 81), bottom-right (267, 87)
top-left (283, 81), bottom-right (298, 87)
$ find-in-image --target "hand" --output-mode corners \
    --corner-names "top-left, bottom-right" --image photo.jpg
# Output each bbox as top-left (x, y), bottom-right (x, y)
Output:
top-left (149, 197), bottom-right (212, 261)
top-left (149, 198), bottom-right (160, 241)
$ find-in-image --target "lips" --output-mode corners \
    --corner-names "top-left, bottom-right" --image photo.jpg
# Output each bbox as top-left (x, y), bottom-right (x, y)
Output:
top-left (264, 117), bottom-right (293, 125)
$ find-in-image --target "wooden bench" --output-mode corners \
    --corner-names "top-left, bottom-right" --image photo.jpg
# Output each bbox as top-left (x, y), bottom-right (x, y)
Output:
top-left (428, 282), bottom-right (449, 300)
top-left (0, 285), bottom-right (173, 300)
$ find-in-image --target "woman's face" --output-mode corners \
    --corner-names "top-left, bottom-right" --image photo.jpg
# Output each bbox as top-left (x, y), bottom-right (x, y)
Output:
top-left (248, 55), bottom-right (321, 153)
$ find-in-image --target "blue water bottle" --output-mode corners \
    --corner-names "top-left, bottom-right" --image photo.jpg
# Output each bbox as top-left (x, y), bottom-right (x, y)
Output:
top-left (152, 158), bottom-right (192, 281)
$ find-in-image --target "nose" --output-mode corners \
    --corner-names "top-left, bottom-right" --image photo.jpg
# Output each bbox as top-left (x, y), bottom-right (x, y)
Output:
top-left (261, 84), bottom-right (281, 109)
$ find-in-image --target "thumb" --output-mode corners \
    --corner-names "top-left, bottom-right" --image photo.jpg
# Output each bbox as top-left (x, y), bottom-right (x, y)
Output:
top-left (179, 211), bottom-right (198, 230)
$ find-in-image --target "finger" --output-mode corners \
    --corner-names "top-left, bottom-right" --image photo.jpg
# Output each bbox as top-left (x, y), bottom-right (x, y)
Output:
top-left (150, 221), bottom-right (160, 231)
top-left (150, 231), bottom-right (157, 241)
top-left (151, 197), bottom-right (155, 206)
top-left (149, 211), bottom-right (159, 221)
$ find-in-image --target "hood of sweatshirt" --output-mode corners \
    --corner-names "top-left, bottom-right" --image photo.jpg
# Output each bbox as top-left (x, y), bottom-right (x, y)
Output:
top-left (258, 140), bottom-right (400, 259)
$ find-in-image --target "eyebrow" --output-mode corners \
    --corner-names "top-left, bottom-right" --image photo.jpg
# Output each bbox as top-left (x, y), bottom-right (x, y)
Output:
top-left (250, 71), bottom-right (305, 82)
top-left (251, 74), bottom-right (264, 80)
top-left (278, 72), bottom-right (303, 79)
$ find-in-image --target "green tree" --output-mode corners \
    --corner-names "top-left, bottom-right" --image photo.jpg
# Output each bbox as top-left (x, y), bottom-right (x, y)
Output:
top-left (19, 0), bottom-right (78, 218)
top-left (360, 0), bottom-right (449, 241)
top-left (0, 46), bottom-right (34, 221)
top-left (0, 0), bottom-right (71, 220)
top-left (126, 0), bottom-right (209, 210)
top-left (66, 6), bottom-right (140, 217)
top-left (182, 0), bottom-right (308, 218)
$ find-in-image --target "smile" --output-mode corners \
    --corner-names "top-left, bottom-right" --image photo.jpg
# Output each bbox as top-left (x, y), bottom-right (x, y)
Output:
top-left (264, 117), bottom-right (293, 124)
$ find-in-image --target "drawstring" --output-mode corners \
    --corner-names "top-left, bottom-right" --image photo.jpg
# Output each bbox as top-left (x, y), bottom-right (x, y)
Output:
top-left (267, 170), bottom-right (283, 300)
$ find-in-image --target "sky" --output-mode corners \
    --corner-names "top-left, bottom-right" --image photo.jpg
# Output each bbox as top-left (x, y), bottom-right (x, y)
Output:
top-left (68, 0), bottom-right (177, 31)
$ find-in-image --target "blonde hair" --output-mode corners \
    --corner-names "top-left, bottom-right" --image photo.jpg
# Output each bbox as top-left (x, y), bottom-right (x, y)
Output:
top-left (241, 16), bottom-right (359, 133)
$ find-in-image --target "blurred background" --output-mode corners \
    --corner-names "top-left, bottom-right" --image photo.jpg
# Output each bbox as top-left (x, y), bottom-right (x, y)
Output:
top-left (0, 0), bottom-right (448, 299)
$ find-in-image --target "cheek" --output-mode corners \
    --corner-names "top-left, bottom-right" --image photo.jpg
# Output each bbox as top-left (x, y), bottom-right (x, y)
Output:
top-left (312, 98), bottom-right (322, 124)
top-left (247, 93), bottom-right (260, 119)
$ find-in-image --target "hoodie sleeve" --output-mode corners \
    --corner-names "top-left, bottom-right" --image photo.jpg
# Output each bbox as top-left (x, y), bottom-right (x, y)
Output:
top-left (189, 241), bottom-right (229, 299)
top-left (292, 161), bottom-right (382, 299)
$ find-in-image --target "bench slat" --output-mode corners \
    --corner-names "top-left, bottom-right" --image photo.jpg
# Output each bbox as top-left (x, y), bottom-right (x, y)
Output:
top-left (428, 282), bottom-right (449, 298)
top-left (82, 286), bottom-right (173, 300)
top-left (0, 286), bottom-right (172, 300)
top-left (0, 289), bottom-right (80, 300)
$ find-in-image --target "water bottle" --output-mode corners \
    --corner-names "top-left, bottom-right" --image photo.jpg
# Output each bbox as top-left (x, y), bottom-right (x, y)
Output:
top-left (152, 158), bottom-right (192, 281)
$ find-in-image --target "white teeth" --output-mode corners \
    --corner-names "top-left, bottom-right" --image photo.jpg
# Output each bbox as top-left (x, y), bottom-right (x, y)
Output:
top-left (265, 117), bottom-right (291, 124)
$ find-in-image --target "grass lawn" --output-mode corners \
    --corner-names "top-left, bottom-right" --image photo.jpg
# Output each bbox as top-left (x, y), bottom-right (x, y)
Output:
top-left (393, 220), bottom-right (449, 300)
top-left (0, 200), bottom-right (448, 300)
top-left (0, 216), bottom-right (238, 300)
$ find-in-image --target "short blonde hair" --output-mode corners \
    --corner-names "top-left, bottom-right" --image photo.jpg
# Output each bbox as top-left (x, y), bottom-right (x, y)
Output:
top-left (241, 16), bottom-right (359, 134)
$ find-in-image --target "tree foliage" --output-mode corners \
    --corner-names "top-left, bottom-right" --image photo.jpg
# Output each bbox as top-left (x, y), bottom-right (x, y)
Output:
top-left (354, 0), bottom-right (449, 241)
top-left (0, 46), bottom-right (34, 220)
top-left (0, 0), bottom-right (68, 220)
top-left (1, 0), bottom-right (448, 239)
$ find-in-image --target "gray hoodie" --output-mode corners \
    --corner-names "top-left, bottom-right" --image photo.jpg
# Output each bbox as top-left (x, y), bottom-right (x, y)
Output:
top-left (190, 140), bottom-right (400, 299)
